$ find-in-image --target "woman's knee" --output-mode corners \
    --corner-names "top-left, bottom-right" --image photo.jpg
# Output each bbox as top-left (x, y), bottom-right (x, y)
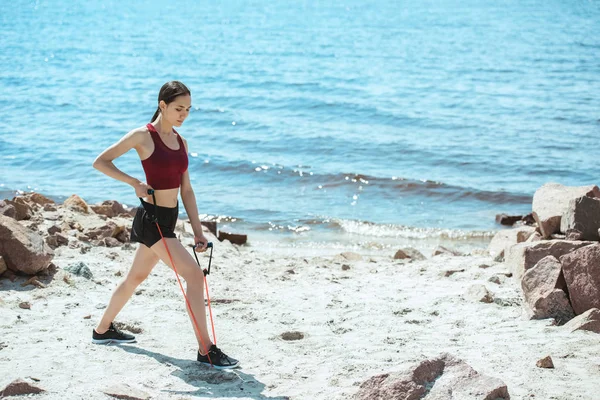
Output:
top-left (182, 264), bottom-right (204, 284)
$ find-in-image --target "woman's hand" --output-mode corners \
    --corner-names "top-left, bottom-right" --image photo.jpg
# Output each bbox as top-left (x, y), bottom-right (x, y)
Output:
top-left (133, 180), bottom-right (153, 198)
top-left (193, 232), bottom-right (209, 252)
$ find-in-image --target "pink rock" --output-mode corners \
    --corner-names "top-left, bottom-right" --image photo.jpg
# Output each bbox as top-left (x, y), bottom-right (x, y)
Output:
top-left (23, 192), bottom-right (55, 206)
top-left (505, 240), bottom-right (593, 280)
top-left (521, 255), bottom-right (574, 323)
top-left (0, 215), bottom-right (54, 275)
top-left (563, 308), bottom-right (600, 333)
top-left (488, 226), bottom-right (536, 260)
top-left (532, 183), bottom-right (600, 239)
top-left (560, 244), bottom-right (600, 315)
top-left (354, 353), bottom-right (509, 400)
top-left (560, 196), bottom-right (600, 241)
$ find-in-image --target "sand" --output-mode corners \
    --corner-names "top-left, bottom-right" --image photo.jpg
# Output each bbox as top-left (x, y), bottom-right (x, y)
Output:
top-left (1, 218), bottom-right (600, 399)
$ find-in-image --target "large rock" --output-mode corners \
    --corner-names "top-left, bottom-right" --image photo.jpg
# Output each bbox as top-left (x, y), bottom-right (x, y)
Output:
top-left (0, 378), bottom-right (45, 396)
top-left (521, 256), bottom-right (574, 324)
top-left (560, 196), bottom-right (600, 241)
top-left (91, 200), bottom-right (128, 218)
top-left (0, 200), bottom-right (17, 219)
top-left (63, 194), bottom-right (91, 214)
top-left (0, 215), bottom-right (54, 275)
top-left (563, 308), bottom-right (600, 333)
top-left (560, 244), bottom-right (600, 315)
top-left (532, 183), bottom-right (600, 239)
top-left (24, 192), bottom-right (55, 206)
top-left (4, 198), bottom-right (33, 220)
top-left (505, 240), bottom-right (593, 280)
top-left (354, 353), bottom-right (509, 400)
top-left (0, 255), bottom-right (7, 275)
top-left (218, 231), bottom-right (247, 245)
top-left (488, 226), bottom-right (536, 260)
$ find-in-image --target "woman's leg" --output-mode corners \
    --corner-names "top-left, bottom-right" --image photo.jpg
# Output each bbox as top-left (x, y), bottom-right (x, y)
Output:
top-left (95, 244), bottom-right (159, 333)
top-left (150, 238), bottom-right (213, 353)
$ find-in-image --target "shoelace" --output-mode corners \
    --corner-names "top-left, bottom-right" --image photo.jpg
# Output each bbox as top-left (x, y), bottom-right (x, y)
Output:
top-left (209, 346), bottom-right (230, 363)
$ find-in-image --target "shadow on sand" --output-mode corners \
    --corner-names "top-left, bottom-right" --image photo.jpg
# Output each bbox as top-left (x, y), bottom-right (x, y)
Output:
top-left (118, 344), bottom-right (290, 399)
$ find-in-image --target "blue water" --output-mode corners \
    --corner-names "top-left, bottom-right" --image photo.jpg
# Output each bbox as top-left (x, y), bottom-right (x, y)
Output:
top-left (1, 0), bottom-right (599, 246)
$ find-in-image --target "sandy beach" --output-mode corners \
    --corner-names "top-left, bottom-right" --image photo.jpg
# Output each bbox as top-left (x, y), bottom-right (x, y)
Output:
top-left (1, 199), bottom-right (599, 400)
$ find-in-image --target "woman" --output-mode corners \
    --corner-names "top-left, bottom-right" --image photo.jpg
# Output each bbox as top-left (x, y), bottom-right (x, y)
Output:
top-left (91, 81), bottom-right (238, 369)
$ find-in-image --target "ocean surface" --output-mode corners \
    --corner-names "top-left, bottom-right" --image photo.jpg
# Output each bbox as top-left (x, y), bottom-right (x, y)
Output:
top-left (1, 0), bottom-right (599, 251)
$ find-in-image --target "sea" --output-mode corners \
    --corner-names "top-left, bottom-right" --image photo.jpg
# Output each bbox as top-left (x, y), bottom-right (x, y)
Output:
top-left (1, 0), bottom-right (599, 253)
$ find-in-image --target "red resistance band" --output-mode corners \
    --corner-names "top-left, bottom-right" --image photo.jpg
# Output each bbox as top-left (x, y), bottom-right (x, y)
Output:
top-left (146, 190), bottom-right (217, 367)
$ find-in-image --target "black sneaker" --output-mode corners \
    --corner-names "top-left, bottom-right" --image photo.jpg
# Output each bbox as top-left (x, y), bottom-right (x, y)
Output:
top-left (197, 345), bottom-right (239, 369)
top-left (92, 322), bottom-right (136, 344)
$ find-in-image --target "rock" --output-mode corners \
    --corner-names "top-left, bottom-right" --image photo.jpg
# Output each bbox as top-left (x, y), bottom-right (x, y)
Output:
top-left (495, 213), bottom-right (523, 226)
top-left (43, 203), bottom-right (57, 211)
top-left (63, 194), bottom-right (91, 214)
top-left (521, 255), bottom-right (574, 324)
top-left (342, 264), bottom-right (351, 271)
top-left (0, 378), bottom-right (45, 397)
top-left (526, 231), bottom-right (543, 242)
top-left (218, 231), bottom-right (247, 245)
top-left (563, 308), bottom-right (600, 333)
top-left (561, 195), bottom-right (600, 241)
top-left (354, 353), bottom-right (509, 400)
top-left (340, 252), bottom-right (363, 261)
top-left (201, 221), bottom-right (217, 236)
top-left (24, 192), bottom-right (55, 206)
top-left (5, 199), bottom-right (33, 220)
top-left (19, 302), bottom-right (31, 309)
top-left (466, 284), bottom-right (494, 303)
top-left (47, 225), bottom-right (61, 235)
top-left (536, 356), bottom-right (554, 369)
top-left (505, 240), bottom-right (593, 281)
top-left (565, 229), bottom-right (584, 241)
top-left (488, 226), bottom-right (536, 260)
top-left (65, 261), bottom-right (93, 280)
top-left (444, 269), bottom-right (465, 277)
top-left (0, 256), bottom-right (6, 276)
top-left (0, 215), bottom-right (54, 275)
top-left (55, 233), bottom-right (69, 245)
top-left (393, 247), bottom-right (426, 261)
top-left (91, 200), bottom-right (127, 218)
top-left (532, 183), bottom-right (600, 239)
top-left (488, 275), bottom-right (501, 284)
top-left (86, 222), bottom-right (118, 240)
top-left (104, 237), bottom-right (122, 247)
top-left (432, 245), bottom-right (463, 257)
top-left (0, 200), bottom-right (17, 219)
top-left (560, 244), bottom-right (600, 314)
top-left (103, 383), bottom-right (150, 400)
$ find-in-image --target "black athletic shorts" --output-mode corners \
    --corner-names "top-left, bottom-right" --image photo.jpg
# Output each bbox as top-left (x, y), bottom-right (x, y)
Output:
top-left (130, 198), bottom-right (178, 248)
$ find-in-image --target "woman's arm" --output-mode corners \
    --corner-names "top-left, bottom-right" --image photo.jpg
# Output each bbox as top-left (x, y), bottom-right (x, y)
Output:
top-left (92, 128), bottom-right (148, 194)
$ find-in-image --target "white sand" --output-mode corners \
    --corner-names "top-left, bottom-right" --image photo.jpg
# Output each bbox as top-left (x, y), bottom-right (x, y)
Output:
top-left (1, 225), bottom-right (600, 399)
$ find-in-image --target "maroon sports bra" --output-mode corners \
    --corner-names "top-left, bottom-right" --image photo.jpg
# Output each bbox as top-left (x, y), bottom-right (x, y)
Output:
top-left (141, 123), bottom-right (189, 190)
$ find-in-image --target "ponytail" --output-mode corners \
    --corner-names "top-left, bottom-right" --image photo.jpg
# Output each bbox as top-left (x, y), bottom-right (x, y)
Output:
top-left (150, 106), bottom-right (160, 123)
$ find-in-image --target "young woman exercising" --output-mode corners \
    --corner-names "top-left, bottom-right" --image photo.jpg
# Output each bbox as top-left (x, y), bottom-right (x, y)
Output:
top-left (91, 81), bottom-right (238, 369)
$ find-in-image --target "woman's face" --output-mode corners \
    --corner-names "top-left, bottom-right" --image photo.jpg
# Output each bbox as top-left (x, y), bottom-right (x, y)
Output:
top-left (160, 94), bottom-right (191, 127)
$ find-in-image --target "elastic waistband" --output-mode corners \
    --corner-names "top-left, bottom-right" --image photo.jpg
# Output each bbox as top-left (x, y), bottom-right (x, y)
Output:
top-left (139, 198), bottom-right (179, 213)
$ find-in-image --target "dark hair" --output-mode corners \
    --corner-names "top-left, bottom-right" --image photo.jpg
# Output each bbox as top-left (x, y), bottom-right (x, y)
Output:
top-left (151, 81), bottom-right (191, 122)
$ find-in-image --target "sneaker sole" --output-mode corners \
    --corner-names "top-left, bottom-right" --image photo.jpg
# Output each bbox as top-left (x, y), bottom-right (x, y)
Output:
top-left (92, 338), bottom-right (136, 344)
top-left (197, 361), bottom-right (240, 370)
